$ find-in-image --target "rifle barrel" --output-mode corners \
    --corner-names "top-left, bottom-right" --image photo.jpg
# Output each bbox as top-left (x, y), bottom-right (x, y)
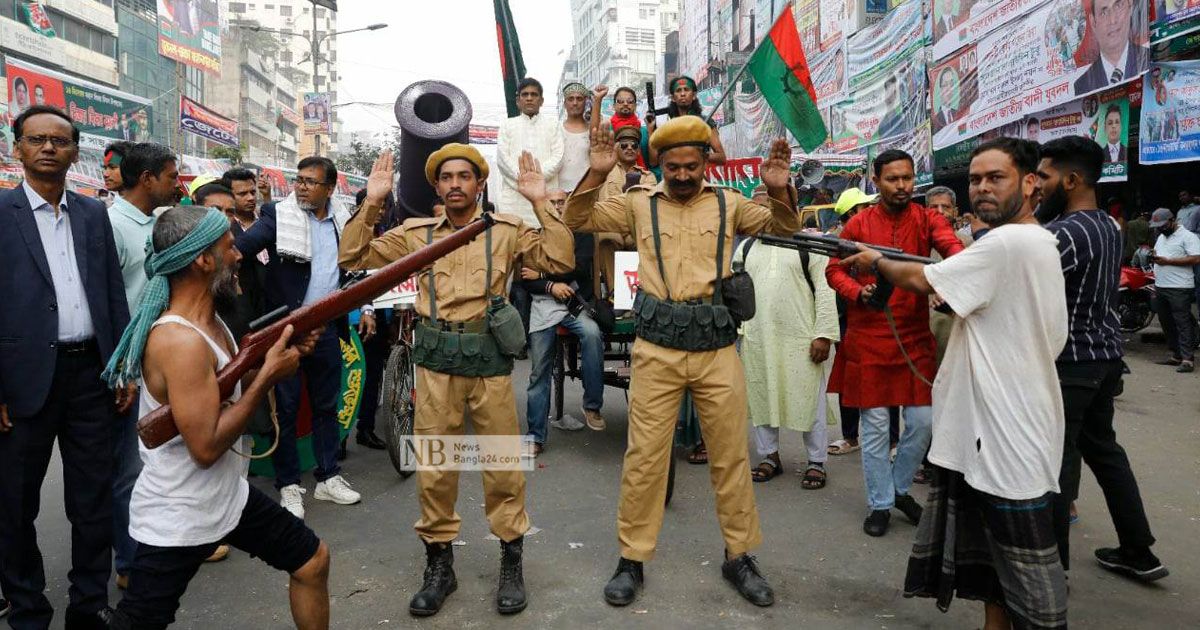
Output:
top-left (136, 216), bottom-right (493, 449)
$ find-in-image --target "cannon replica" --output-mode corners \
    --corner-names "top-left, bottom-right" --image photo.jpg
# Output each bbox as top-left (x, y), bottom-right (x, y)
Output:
top-left (138, 81), bottom-right (480, 449)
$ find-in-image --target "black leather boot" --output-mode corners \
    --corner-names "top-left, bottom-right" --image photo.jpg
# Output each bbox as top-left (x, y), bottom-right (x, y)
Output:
top-left (496, 535), bottom-right (527, 614)
top-left (603, 557), bottom-right (644, 606)
top-left (721, 553), bottom-right (775, 607)
top-left (409, 541), bottom-right (457, 617)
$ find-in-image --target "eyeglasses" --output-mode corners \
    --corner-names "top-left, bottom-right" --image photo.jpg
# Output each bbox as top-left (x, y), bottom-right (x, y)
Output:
top-left (615, 99), bottom-right (636, 105)
top-left (616, 140), bottom-right (639, 148)
top-left (19, 135), bottom-right (74, 149)
top-left (294, 177), bottom-right (329, 188)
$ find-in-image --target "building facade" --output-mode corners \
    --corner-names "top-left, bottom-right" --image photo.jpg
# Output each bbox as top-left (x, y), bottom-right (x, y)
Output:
top-left (1, 0), bottom-right (119, 86)
top-left (569, 0), bottom-right (679, 95)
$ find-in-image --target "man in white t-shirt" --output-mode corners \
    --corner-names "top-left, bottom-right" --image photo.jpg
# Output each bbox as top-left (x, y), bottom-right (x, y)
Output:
top-left (841, 138), bottom-right (1069, 630)
top-left (107, 207), bottom-right (330, 629)
top-left (1148, 207), bottom-right (1200, 372)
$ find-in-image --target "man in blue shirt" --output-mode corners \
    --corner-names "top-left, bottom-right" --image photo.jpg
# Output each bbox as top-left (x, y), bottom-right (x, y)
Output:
top-left (1039, 136), bottom-right (1166, 583)
top-left (236, 156), bottom-right (369, 519)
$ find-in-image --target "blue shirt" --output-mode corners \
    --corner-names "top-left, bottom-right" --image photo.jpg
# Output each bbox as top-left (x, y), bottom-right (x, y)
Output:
top-left (108, 196), bottom-right (157, 316)
top-left (23, 181), bottom-right (95, 342)
top-left (1046, 210), bottom-right (1123, 362)
top-left (301, 210), bottom-right (340, 306)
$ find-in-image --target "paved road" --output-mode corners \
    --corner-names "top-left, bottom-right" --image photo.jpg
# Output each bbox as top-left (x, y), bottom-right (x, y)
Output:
top-left (25, 332), bottom-right (1200, 629)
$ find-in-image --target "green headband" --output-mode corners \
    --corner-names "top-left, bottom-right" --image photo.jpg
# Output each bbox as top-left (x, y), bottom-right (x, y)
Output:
top-left (672, 76), bottom-right (697, 92)
top-left (102, 208), bottom-right (231, 388)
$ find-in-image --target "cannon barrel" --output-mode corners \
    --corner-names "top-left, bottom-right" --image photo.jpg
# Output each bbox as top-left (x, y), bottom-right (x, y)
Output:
top-left (393, 81), bottom-right (473, 221)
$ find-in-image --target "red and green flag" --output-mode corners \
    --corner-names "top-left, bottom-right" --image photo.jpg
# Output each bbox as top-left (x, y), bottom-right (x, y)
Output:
top-left (493, 0), bottom-right (528, 118)
top-left (20, 1), bottom-right (56, 38)
top-left (746, 6), bottom-right (826, 151)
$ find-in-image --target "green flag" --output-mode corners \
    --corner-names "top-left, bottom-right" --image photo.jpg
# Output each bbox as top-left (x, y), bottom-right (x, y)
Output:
top-left (20, 1), bottom-right (56, 38)
top-left (493, 0), bottom-right (527, 118)
top-left (745, 6), bottom-right (826, 151)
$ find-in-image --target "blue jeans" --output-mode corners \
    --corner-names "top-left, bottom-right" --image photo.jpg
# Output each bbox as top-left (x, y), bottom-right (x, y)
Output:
top-left (860, 406), bottom-right (931, 510)
top-left (112, 405), bottom-right (142, 576)
top-left (271, 327), bottom-right (343, 488)
top-left (525, 313), bottom-right (604, 444)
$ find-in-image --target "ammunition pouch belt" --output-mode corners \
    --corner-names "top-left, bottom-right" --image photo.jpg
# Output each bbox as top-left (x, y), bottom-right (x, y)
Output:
top-left (633, 291), bottom-right (738, 352)
top-left (412, 320), bottom-right (513, 377)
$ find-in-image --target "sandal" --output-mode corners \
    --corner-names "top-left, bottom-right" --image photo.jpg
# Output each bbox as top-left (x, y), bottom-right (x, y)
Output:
top-left (687, 441), bottom-right (708, 465)
top-left (751, 457), bottom-right (782, 482)
top-left (800, 464), bottom-right (827, 490)
top-left (827, 439), bottom-right (860, 456)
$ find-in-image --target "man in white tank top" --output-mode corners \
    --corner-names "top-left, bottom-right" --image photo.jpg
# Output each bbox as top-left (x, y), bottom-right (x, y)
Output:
top-left (105, 207), bottom-right (330, 629)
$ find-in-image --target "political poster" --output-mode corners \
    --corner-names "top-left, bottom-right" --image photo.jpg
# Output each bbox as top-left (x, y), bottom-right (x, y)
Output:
top-left (614, 251), bottom-right (641, 310)
top-left (847, 0), bottom-right (926, 89)
top-left (931, 0), bottom-right (1042, 61)
top-left (304, 92), bottom-right (332, 134)
top-left (157, 0), bottom-right (222, 75)
top-left (864, 121), bottom-right (935, 189)
top-left (794, 0), bottom-right (823, 52)
top-left (1140, 60), bottom-right (1200, 164)
top-left (811, 38), bottom-right (849, 107)
top-left (1151, 0), bottom-right (1200, 42)
top-left (179, 95), bottom-right (238, 147)
top-left (1018, 82), bottom-right (1138, 179)
top-left (707, 157), bottom-right (763, 198)
top-left (828, 50), bottom-right (927, 151)
top-left (5, 58), bottom-right (153, 143)
top-left (930, 0), bottom-right (1151, 149)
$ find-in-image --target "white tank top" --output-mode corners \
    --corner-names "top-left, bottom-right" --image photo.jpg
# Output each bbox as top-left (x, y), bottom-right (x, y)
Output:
top-left (128, 315), bottom-right (250, 547)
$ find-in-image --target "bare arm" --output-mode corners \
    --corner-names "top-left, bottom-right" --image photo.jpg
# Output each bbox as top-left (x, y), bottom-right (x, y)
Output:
top-left (338, 151), bottom-right (413, 270)
top-left (707, 127), bottom-right (727, 165)
top-left (563, 125), bottom-right (633, 234)
top-left (841, 247), bottom-right (936, 296)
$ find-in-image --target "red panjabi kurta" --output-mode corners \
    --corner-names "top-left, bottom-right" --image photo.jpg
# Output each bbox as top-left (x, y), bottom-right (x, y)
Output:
top-left (825, 202), bottom-right (965, 408)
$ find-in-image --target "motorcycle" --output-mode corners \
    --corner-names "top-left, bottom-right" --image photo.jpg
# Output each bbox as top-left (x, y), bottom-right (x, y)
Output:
top-left (1117, 265), bottom-right (1156, 333)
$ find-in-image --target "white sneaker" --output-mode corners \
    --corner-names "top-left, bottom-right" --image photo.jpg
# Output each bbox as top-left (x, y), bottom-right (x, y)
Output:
top-left (314, 475), bottom-right (361, 505)
top-left (279, 484), bottom-right (306, 519)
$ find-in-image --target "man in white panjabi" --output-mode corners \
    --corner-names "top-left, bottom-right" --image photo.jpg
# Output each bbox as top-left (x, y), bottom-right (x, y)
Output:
top-left (736, 215), bottom-right (840, 489)
top-left (497, 78), bottom-right (564, 227)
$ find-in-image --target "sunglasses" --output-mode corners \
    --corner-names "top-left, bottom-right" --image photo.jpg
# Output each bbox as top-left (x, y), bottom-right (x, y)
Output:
top-left (617, 140), bottom-right (639, 148)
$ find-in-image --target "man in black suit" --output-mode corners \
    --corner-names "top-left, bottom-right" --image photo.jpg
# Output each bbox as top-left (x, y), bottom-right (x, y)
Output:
top-left (1073, 0), bottom-right (1150, 94)
top-left (0, 105), bottom-right (135, 628)
top-left (1102, 104), bottom-right (1127, 164)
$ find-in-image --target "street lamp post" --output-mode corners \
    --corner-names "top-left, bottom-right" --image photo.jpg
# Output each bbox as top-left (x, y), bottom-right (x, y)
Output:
top-left (244, 9), bottom-right (386, 157)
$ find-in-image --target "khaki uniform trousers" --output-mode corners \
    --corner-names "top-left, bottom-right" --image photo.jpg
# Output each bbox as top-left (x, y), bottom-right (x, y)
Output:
top-left (618, 340), bottom-right (763, 561)
top-left (413, 366), bottom-right (531, 544)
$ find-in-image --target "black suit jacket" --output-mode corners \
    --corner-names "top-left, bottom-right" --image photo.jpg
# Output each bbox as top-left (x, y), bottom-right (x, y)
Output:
top-left (0, 185), bottom-right (130, 417)
top-left (1073, 44), bottom-right (1149, 95)
top-left (1103, 143), bottom-right (1127, 164)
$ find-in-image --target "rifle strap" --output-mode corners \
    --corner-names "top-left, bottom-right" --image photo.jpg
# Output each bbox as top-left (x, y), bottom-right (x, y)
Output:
top-left (714, 191), bottom-right (726, 305)
top-left (884, 304), bottom-right (934, 387)
top-left (426, 226), bottom-right (437, 322)
top-left (650, 196), bottom-right (671, 301)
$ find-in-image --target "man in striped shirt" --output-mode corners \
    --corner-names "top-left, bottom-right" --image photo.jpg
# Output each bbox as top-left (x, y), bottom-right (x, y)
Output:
top-left (1038, 136), bottom-right (1166, 583)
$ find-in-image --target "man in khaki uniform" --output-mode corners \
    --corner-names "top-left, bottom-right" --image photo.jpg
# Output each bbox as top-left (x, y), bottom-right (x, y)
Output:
top-left (593, 124), bottom-right (658, 299)
top-left (564, 117), bottom-right (799, 607)
top-left (338, 145), bottom-right (574, 617)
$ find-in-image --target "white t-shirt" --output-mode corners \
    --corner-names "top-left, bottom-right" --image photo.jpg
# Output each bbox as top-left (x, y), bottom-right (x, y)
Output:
top-left (1152, 227), bottom-right (1200, 289)
top-left (922, 223), bottom-right (1068, 500)
top-left (129, 315), bottom-right (249, 547)
top-left (558, 127), bottom-right (591, 194)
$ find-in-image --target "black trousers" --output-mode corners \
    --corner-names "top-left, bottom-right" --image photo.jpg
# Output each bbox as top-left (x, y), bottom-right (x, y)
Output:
top-left (0, 345), bottom-right (115, 629)
top-left (1154, 286), bottom-right (1197, 362)
top-left (355, 322), bottom-right (390, 434)
top-left (1053, 359), bottom-right (1155, 570)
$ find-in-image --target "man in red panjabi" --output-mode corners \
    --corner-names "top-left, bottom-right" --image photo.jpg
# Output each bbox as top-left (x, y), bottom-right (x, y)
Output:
top-left (825, 149), bottom-right (964, 538)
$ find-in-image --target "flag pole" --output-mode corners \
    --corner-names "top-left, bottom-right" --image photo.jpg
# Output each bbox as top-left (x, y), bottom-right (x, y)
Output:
top-left (702, 2), bottom-right (790, 126)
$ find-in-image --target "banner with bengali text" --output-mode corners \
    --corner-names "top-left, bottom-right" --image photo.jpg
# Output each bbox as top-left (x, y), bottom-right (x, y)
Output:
top-left (157, 0), bottom-right (221, 75)
top-left (930, 0), bottom-right (1150, 149)
top-left (828, 50), bottom-right (927, 151)
top-left (5, 58), bottom-right (152, 142)
top-left (1022, 82), bottom-right (1138, 179)
top-left (864, 121), bottom-right (934, 189)
top-left (1151, 0), bottom-right (1200, 42)
top-left (179, 95), bottom-right (238, 147)
top-left (1139, 60), bottom-right (1200, 164)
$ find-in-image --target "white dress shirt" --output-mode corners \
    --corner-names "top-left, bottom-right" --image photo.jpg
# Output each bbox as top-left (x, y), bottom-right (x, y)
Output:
top-left (497, 112), bottom-right (565, 227)
top-left (23, 181), bottom-right (96, 342)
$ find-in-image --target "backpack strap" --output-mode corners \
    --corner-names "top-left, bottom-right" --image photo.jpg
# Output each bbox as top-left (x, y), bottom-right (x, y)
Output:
top-left (713, 190), bottom-right (727, 306)
top-left (649, 196), bottom-right (671, 301)
top-left (426, 225), bottom-right (437, 321)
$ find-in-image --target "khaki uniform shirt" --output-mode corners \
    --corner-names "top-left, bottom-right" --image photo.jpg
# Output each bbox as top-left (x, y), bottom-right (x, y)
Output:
top-left (339, 203), bottom-right (574, 322)
top-left (565, 180), bottom-right (799, 302)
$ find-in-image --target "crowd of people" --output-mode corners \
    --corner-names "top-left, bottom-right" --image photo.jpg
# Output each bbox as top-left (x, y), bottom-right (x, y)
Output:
top-left (0, 69), bottom-right (1193, 628)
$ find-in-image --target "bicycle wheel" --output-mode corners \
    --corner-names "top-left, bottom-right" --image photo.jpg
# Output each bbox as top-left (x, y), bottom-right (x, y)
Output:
top-left (380, 342), bottom-right (416, 478)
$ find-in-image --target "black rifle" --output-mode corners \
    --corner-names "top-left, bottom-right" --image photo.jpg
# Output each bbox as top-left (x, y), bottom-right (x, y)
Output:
top-left (758, 232), bottom-right (937, 311)
top-left (644, 81), bottom-right (670, 118)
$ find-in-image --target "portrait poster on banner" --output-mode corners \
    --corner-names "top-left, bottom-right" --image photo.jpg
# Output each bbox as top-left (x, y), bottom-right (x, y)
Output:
top-left (811, 38), bottom-right (849, 106)
top-left (304, 92), bottom-right (332, 134)
top-left (157, 0), bottom-right (222, 75)
top-left (1019, 82), bottom-right (1138, 180)
top-left (864, 121), bottom-right (934, 189)
top-left (930, 0), bottom-right (1150, 149)
top-left (1139, 60), bottom-right (1200, 164)
top-left (5, 57), bottom-right (152, 142)
top-left (828, 50), bottom-right (927, 151)
top-left (1150, 0), bottom-right (1200, 42)
top-left (847, 0), bottom-right (926, 89)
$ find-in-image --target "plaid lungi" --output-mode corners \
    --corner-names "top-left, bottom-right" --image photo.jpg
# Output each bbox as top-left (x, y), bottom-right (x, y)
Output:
top-left (904, 466), bottom-right (1068, 629)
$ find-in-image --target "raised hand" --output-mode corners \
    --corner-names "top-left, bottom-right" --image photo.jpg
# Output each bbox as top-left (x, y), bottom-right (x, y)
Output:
top-left (516, 151), bottom-right (548, 204)
top-left (365, 150), bottom-right (393, 207)
top-left (589, 124), bottom-right (618, 175)
top-left (760, 138), bottom-right (792, 191)
top-left (594, 84), bottom-right (609, 100)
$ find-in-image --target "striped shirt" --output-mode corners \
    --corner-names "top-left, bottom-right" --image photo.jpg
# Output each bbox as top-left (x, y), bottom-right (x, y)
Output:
top-left (1046, 210), bottom-right (1123, 362)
